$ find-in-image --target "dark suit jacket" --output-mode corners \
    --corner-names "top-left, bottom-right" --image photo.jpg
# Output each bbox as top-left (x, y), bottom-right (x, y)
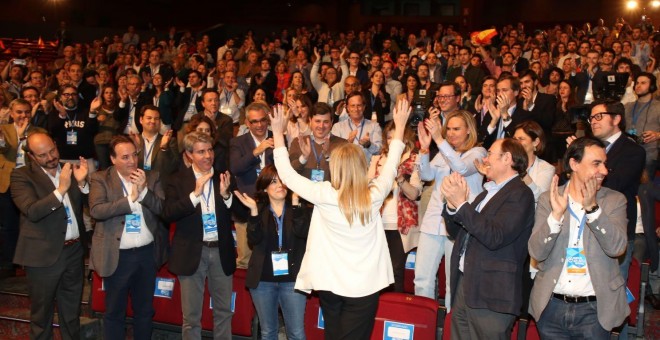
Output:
top-left (574, 69), bottom-right (607, 105)
top-left (362, 88), bottom-right (391, 127)
top-left (245, 202), bottom-right (310, 288)
top-left (443, 176), bottom-right (535, 315)
top-left (115, 92), bottom-right (152, 133)
top-left (173, 87), bottom-right (204, 131)
top-left (11, 162), bottom-right (89, 267)
top-left (142, 63), bottom-right (175, 83)
top-left (89, 167), bottom-right (168, 277)
top-left (163, 167), bottom-right (238, 276)
top-left (479, 106), bottom-right (534, 149)
top-left (446, 64), bottom-right (486, 96)
top-left (77, 80), bottom-right (97, 110)
top-left (229, 132), bottom-right (275, 196)
top-left (146, 89), bottom-right (175, 126)
top-left (138, 133), bottom-right (179, 179)
top-left (517, 92), bottom-right (557, 135)
top-left (603, 134), bottom-right (646, 237)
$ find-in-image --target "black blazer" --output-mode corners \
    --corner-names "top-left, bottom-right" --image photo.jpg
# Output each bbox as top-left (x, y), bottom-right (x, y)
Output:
top-left (362, 88), bottom-right (391, 128)
top-left (479, 106), bottom-right (534, 149)
top-left (245, 202), bottom-right (310, 288)
top-left (173, 87), bottom-right (204, 131)
top-left (443, 176), bottom-right (535, 316)
top-left (602, 134), bottom-right (646, 237)
top-left (115, 92), bottom-right (152, 134)
top-left (517, 92), bottom-right (557, 135)
top-left (229, 132), bottom-right (275, 196)
top-left (163, 167), bottom-right (241, 276)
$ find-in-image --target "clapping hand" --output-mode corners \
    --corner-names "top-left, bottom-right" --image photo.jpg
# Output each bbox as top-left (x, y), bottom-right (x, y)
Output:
top-left (233, 191), bottom-right (258, 215)
top-left (440, 172), bottom-right (469, 210)
top-left (549, 175), bottom-right (569, 221)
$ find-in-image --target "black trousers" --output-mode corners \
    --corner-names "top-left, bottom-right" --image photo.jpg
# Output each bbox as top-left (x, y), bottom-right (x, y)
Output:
top-left (25, 242), bottom-right (84, 340)
top-left (0, 189), bottom-right (19, 269)
top-left (318, 290), bottom-right (380, 340)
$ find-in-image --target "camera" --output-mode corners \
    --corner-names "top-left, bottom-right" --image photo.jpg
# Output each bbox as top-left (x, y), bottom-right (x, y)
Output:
top-left (409, 103), bottom-right (427, 128)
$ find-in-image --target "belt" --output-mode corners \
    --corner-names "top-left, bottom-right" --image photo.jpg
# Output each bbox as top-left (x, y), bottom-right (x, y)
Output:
top-left (553, 293), bottom-right (597, 303)
top-left (64, 238), bottom-right (80, 247)
top-left (202, 240), bottom-right (219, 248)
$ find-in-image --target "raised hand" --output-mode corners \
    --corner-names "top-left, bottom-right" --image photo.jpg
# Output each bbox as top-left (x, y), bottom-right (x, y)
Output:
top-left (53, 100), bottom-right (67, 118)
top-left (473, 158), bottom-right (488, 176)
top-left (474, 94), bottom-right (483, 112)
top-left (194, 172), bottom-right (213, 197)
top-left (160, 130), bottom-right (173, 149)
top-left (549, 175), bottom-right (569, 221)
top-left (441, 172), bottom-right (469, 209)
top-left (359, 132), bottom-right (371, 147)
top-left (128, 131), bottom-right (142, 149)
top-left (424, 117), bottom-right (443, 144)
top-left (313, 47), bottom-right (320, 61)
top-left (565, 135), bottom-right (577, 148)
top-left (269, 104), bottom-right (289, 136)
top-left (417, 123), bottom-right (432, 149)
top-left (16, 119), bottom-right (29, 138)
top-left (580, 175), bottom-right (599, 211)
top-left (299, 135), bottom-right (312, 161)
top-left (233, 191), bottom-right (257, 215)
top-left (175, 77), bottom-right (185, 88)
top-left (58, 163), bottom-right (73, 195)
top-left (219, 171), bottom-right (231, 198)
top-left (130, 168), bottom-right (147, 194)
top-left (73, 157), bottom-right (88, 184)
top-left (90, 97), bottom-right (102, 112)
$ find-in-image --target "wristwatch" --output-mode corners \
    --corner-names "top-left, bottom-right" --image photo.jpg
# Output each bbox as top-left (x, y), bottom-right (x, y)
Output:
top-left (585, 203), bottom-right (599, 214)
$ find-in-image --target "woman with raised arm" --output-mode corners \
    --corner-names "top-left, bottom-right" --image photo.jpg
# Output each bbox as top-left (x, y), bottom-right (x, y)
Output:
top-left (270, 99), bottom-right (411, 340)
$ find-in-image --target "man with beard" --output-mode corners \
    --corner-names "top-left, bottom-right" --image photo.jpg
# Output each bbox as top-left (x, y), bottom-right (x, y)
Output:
top-left (11, 132), bottom-right (89, 339)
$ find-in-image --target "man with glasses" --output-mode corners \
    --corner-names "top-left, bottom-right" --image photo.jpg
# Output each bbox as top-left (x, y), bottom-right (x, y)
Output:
top-left (230, 102), bottom-right (275, 269)
top-left (347, 52), bottom-right (368, 85)
top-left (382, 61), bottom-right (402, 117)
top-left (480, 75), bottom-right (533, 149)
top-left (446, 46), bottom-right (485, 96)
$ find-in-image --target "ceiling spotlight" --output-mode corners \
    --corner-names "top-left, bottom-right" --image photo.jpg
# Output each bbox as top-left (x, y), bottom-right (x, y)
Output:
top-left (627, 0), bottom-right (639, 9)
top-left (652, 0), bottom-right (660, 8)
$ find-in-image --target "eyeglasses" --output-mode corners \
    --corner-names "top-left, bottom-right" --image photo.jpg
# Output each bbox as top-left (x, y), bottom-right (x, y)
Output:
top-left (436, 95), bottom-right (456, 100)
top-left (61, 92), bottom-right (77, 97)
top-left (588, 112), bottom-right (615, 123)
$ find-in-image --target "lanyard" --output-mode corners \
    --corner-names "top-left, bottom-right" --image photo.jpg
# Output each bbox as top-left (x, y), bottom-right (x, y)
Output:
top-left (270, 206), bottom-right (285, 251)
top-left (224, 90), bottom-right (232, 106)
top-left (348, 119), bottom-right (366, 142)
top-left (568, 205), bottom-right (587, 242)
top-left (310, 136), bottom-right (323, 168)
top-left (202, 178), bottom-right (213, 210)
top-left (66, 111), bottom-right (77, 131)
top-left (370, 92), bottom-right (377, 108)
top-left (143, 137), bottom-right (156, 166)
top-left (632, 100), bottom-right (651, 126)
top-left (120, 180), bottom-right (130, 197)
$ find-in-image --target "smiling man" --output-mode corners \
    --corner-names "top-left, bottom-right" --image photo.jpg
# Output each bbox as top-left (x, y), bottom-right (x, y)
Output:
top-left (529, 137), bottom-right (629, 337)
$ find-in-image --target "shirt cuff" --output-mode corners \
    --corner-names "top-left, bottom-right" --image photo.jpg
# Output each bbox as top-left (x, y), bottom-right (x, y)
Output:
top-left (223, 193), bottom-right (233, 207)
top-left (547, 214), bottom-right (564, 234)
top-left (189, 192), bottom-right (201, 207)
top-left (446, 201), bottom-right (467, 215)
top-left (299, 155), bottom-right (308, 165)
top-left (487, 125), bottom-right (496, 134)
top-left (118, 101), bottom-right (126, 109)
top-left (53, 189), bottom-right (63, 202)
top-left (586, 207), bottom-right (602, 223)
top-left (137, 187), bottom-right (148, 202)
top-left (128, 198), bottom-right (140, 213)
top-left (503, 119), bottom-right (512, 128)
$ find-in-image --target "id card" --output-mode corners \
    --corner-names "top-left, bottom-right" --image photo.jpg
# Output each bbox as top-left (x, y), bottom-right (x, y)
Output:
top-left (256, 168), bottom-right (261, 176)
top-left (143, 164), bottom-right (151, 171)
top-left (203, 213), bottom-right (218, 237)
top-left (66, 130), bottom-right (78, 145)
top-left (311, 169), bottom-right (325, 182)
top-left (566, 247), bottom-right (587, 275)
top-left (271, 251), bottom-right (289, 276)
top-left (125, 214), bottom-right (141, 234)
top-left (220, 105), bottom-right (231, 115)
top-left (154, 277), bottom-right (175, 298)
top-left (64, 206), bottom-right (73, 225)
top-left (371, 111), bottom-right (378, 122)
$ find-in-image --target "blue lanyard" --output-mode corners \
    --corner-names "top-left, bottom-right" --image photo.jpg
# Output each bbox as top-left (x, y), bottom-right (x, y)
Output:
top-left (144, 138), bottom-right (156, 167)
top-left (348, 119), bottom-right (366, 142)
top-left (568, 205), bottom-right (587, 242)
top-left (66, 111), bottom-right (77, 131)
top-left (270, 206), bottom-right (285, 251)
top-left (370, 92), bottom-right (377, 108)
top-left (202, 178), bottom-right (213, 210)
top-left (310, 136), bottom-right (323, 168)
top-left (120, 180), bottom-right (130, 197)
top-left (631, 100), bottom-right (651, 126)
top-left (224, 90), bottom-right (232, 106)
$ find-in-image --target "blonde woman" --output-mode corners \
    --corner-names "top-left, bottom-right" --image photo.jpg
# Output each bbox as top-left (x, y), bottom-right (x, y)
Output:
top-left (271, 99), bottom-right (411, 340)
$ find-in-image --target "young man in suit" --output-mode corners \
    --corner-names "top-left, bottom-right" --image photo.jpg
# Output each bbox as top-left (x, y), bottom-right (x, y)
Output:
top-left (529, 137), bottom-right (629, 337)
top-left (11, 132), bottom-right (89, 339)
top-left (441, 138), bottom-right (535, 339)
top-left (89, 135), bottom-right (168, 339)
top-left (230, 102), bottom-right (274, 268)
top-left (163, 132), bottom-right (237, 339)
top-left (130, 106), bottom-right (179, 179)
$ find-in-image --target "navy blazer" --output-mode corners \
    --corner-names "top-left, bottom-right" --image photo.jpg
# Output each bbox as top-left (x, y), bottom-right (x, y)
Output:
top-left (229, 131), bottom-right (275, 196)
top-left (479, 106), bottom-right (534, 150)
top-left (443, 176), bottom-right (535, 316)
top-left (173, 87), bottom-right (204, 131)
top-left (163, 167), bottom-right (240, 276)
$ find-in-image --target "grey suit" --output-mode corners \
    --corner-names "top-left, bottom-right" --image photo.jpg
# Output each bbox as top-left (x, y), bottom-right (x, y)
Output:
top-left (89, 167), bottom-right (167, 277)
top-left (529, 185), bottom-right (630, 331)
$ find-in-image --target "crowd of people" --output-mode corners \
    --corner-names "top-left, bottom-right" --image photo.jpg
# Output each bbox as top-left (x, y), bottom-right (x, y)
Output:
top-left (1, 16), bottom-right (660, 339)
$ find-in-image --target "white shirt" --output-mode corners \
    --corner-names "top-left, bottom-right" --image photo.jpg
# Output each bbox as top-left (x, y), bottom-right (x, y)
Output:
top-left (331, 118), bottom-right (382, 165)
top-left (219, 88), bottom-right (245, 123)
top-left (188, 167), bottom-right (233, 242)
top-left (43, 165), bottom-right (85, 241)
top-left (549, 194), bottom-right (602, 296)
top-left (117, 172), bottom-right (153, 249)
top-left (142, 133), bottom-right (157, 170)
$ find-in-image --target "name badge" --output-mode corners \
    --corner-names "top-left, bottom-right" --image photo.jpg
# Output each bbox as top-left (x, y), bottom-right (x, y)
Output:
top-left (64, 206), bottom-right (73, 225)
top-left (628, 128), bottom-right (637, 136)
top-left (311, 169), bottom-right (325, 182)
top-left (371, 111), bottom-right (378, 122)
top-left (419, 89), bottom-right (427, 96)
top-left (154, 277), bottom-right (175, 298)
top-left (271, 251), bottom-right (289, 276)
top-left (66, 130), bottom-right (78, 145)
top-left (220, 105), bottom-right (231, 115)
top-left (143, 164), bottom-right (151, 171)
top-left (125, 214), bottom-right (141, 234)
top-left (202, 212), bottom-right (218, 237)
top-left (566, 247), bottom-right (587, 276)
top-left (256, 168), bottom-right (261, 176)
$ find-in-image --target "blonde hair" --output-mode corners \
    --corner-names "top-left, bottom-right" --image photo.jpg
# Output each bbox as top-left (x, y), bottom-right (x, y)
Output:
top-left (329, 143), bottom-right (372, 225)
top-left (441, 110), bottom-right (478, 153)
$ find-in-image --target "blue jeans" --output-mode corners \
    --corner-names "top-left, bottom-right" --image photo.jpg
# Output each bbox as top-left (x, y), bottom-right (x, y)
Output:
top-left (619, 239), bottom-right (634, 282)
top-left (250, 281), bottom-right (306, 340)
top-left (537, 297), bottom-right (610, 339)
top-left (414, 232), bottom-right (453, 309)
